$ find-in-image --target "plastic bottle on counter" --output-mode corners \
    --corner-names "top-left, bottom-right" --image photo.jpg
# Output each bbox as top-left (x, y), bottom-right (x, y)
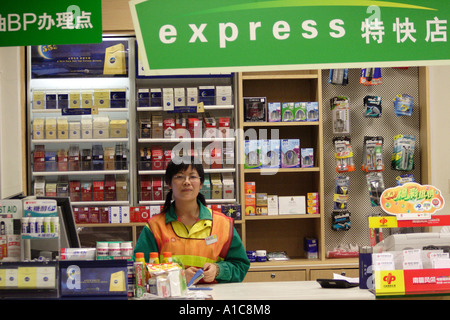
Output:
top-left (162, 252), bottom-right (172, 263)
top-left (135, 252), bottom-right (146, 263)
top-left (149, 252), bottom-right (160, 264)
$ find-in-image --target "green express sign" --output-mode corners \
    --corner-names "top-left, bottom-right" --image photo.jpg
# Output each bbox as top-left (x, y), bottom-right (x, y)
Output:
top-left (130, 0), bottom-right (450, 75)
top-left (0, 0), bottom-right (102, 47)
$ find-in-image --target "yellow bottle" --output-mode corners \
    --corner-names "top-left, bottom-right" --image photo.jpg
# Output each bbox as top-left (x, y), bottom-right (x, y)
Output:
top-left (149, 252), bottom-right (160, 264)
top-left (162, 252), bottom-right (173, 264)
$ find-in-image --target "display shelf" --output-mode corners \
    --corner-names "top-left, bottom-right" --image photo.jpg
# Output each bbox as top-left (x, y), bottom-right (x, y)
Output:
top-left (137, 105), bottom-right (234, 112)
top-left (237, 69), bottom-right (325, 261)
top-left (138, 168), bottom-right (236, 175)
top-left (138, 198), bottom-right (237, 205)
top-left (72, 200), bottom-right (130, 206)
top-left (31, 108), bottom-right (129, 114)
top-left (31, 138), bottom-right (129, 144)
top-left (137, 137), bottom-right (235, 143)
top-left (32, 170), bottom-right (129, 176)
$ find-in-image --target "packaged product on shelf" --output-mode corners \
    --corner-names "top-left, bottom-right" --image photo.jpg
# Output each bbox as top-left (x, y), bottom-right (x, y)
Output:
top-left (304, 238), bottom-right (318, 259)
top-left (163, 149), bottom-right (172, 169)
top-left (151, 145), bottom-right (163, 170)
top-left (216, 85), bottom-right (232, 105)
top-left (116, 176), bottom-right (128, 201)
top-left (222, 172), bottom-right (234, 199)
top-left (115, 144), bottom-right (128, 170)
top-left (81, 90), bottom-right (93, 108)
top-left (333, 136), bottom-right (355, 173)
top-left (331, 210), bottom-right (351, 231)
top-left (150, 88), bottom-right (162, 106)
top-left (203, 116), bottom-right (217, 139)
top-left (45, 117), bottom-right (57, 139)
top-left (186, 87), bottom-right (198, 106)
top-left (33, 145), bottom-right (45, 172)
top-left (261, 139), bottom-right (280, 168)
top-left (110, 89), bottom-right (127, 108)
top-left (244, 181), bottom-right (256, 194)
top-left (221, 204), bottom-right (241, 220)
top-left (94, 89), bottom-right (110, 108)
top-left (188, 117), bottom-right (201, 138)
top-left (69, 91), bottom-right (80, 108)
top-left (364, 95), bottom-right (382, 118)
top-left (81, 182), bottom-right (92, 201)
top-left (34, 177), bottom-right (45, 196)
top-left (366, 172), bottom-right (385, 207)
top-left (152, 177), bottom-right (163, 201)
top-left (210, 147), bottom-right (222, 169)
top-left (57, 149), bottom-right (68, 171)
top-left (244, 97), bottom-right (266, 121)
top-left (162, 88), bottom-right (174, 111)
top-left (333, 176), bottom-right (349, 210)
top-left (140, 176), bottom-right (152, 201)
top-left (174, 87), bottom-right (186, 107)
top-left (394, 94), bottom-right (414, 116)
top-left (175, 115), bottom-right (187, 138)
top-left (245, 193), bottom-right (256, 215)
top-left (210, 173), bottom-right (223, 199)
top-left (69, 121), bottom-right (81, 139)
top-left (33, 91), bottom-right (45, 109)
top-left (163, 118), bottom-right (175, 138)
top-left (88, 207), bottom-right (100, 223)
top-left (306, 102), bottom-right (319, 121)
top-left (110, 119), bottom-right (128, 138)
top-left (396, 173), bottom-right (415, 186)
top-left (268, 102), bottom-right (281, 122)
top-left (244, 140), bottom-right (261, 169)
top-left (281, 139), bottom-right (300, 168)
top-left (69, 181), bottom-right (81, 202)
top-left (294, 102), bottom-right (307, 121)
top-left (255, 193), bottom-right (268, 215)
top-left (81, 148), bottom-right (92, 171)
top-left (200, 174), bottom-right (211, 199)
top-left (57, 118), bottom-right (69, 139)
top-left (93, 181), bottom-right (104, 201)
top-left (57, 182), bottom-right (69, 197)
top-left (92, 144), bottom-right (104, 170)
top-left (58, 93), bottom-right (69, 109)
top-left (45, 183), bottom-right (57, 197)
top-left (301, 148), bottom-right (314, 168)
top-left (331, 96), bottom-right (350, 134)
top-left (93, 116), bottom-right (110, 139)
top-left (104, 147), bottom-right (115, 170)
top-left (307, 192), bottom-right (319, 214)
top-left (151, 115), bottom-right (163, 138)
top-left (44, 151), bottom-right (57, 171)
top-left (139, 147), bottom-right (152, 170)
top-left (218, 117), bottom-right (231, 138)
top-left (104, 175), bottom-right (116, 201)
top-left (281, 102), bottom-right (295, 122)
top-left (140, 118), bottom-right (151, 138)
top-left (361, 136), bottom-right (384, 172)
top-left (223, 145), bottom-right (234, 168)
top-left (329, 68), bottom-right (349, 85)
top-left (198, 86), bottom-right (215, 105)
top-left (278, 196), bottom-right (306, 214)
top-left (267, 195), bottom-right (278, 215)
top-left (45, 92), bottom-right (57, 108)
top-left (81, 117), bottom-right (93, 139)
top-left (391, 134), bottom-right (415, 171)
top-left (138, 89), bottom-right (150, 108)
top-left (360, 68), bottom-right (382, 86)
top-left (33, 118), bottom-right (45, 139)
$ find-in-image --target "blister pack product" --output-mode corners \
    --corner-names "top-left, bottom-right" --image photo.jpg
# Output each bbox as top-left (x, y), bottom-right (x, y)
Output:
top-left (333, 136), bottom-right (355, 173)
top-left (332, 210), bottom-right (351, 231)
top-left (331, 96), bottom-right (350, 134)
top-left (393, 94), bottom-right (413, 116)
top-left (366, 172), bottom-right (385, 207)
top-left (396, 174), bottom-right (415, 185)
top-left (329, 69), bottom-right (349, 85)
top-left (391, 134), bottom-right (415, 171)
top-left (364, 95), bottom-right (382, 118)
top-left (361, 136), bottom-right (384, 172)
top-left (360, 68), bottom-right (382, 85)
top-left (333, 176), bottom-right (349, 210)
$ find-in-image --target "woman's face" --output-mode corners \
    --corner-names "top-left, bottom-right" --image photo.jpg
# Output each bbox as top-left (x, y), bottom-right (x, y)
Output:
top-left (169, 166), bottom-right (203, 203)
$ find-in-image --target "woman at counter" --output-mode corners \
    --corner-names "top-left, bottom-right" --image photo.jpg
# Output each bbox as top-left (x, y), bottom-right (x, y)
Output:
top-left (134, 157), bottom-right (249, 283)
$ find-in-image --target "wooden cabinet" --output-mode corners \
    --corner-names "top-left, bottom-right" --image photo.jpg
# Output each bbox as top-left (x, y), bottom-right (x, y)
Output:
top-left (237, 70), bottom-right (325, 260)
top-left (244, 270), bottom-right (306, 282)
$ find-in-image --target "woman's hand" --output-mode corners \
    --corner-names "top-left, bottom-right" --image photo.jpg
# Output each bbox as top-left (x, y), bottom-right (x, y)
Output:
top-left (185, 267), bottom-right (200, 284)
top-left (202, 263), bottom-right (218, 282)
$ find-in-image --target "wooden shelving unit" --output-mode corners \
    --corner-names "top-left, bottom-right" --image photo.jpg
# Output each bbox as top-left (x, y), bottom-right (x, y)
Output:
top-left (236, 70), bottom-right (326, 261)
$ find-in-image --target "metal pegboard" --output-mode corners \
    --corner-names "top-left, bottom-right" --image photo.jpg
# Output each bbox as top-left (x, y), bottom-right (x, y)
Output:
top-left (321, 67), bottom-right (422, 253)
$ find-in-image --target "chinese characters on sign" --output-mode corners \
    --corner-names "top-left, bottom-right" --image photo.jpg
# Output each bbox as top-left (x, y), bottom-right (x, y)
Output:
top-left (362, 16), bottom-right (447, 44)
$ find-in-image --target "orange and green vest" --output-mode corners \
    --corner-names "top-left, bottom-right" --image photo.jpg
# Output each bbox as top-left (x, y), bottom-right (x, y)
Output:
top-left (147, 204), bottom-right (234, 268)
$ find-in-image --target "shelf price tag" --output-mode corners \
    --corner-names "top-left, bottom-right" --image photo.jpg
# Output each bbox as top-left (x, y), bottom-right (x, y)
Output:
top-left (196, 102), bottom-right (204, 113)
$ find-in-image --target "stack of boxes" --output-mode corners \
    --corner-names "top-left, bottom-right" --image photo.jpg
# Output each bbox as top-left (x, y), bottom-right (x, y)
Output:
top-left (307, 192), bottom-right (320, 214)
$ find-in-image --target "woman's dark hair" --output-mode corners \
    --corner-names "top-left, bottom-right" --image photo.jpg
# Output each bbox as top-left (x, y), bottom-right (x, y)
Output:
top-left (162, 156), bottom-right (206, 213)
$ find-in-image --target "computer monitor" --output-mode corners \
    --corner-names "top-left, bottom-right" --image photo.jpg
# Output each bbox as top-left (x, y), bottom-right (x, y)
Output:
top-left (28, 196), bottom-right (81, 259)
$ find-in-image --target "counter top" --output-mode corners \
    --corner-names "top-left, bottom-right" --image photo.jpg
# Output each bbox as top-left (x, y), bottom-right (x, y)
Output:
top-left (200, 280), bottom-right (375, 300)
